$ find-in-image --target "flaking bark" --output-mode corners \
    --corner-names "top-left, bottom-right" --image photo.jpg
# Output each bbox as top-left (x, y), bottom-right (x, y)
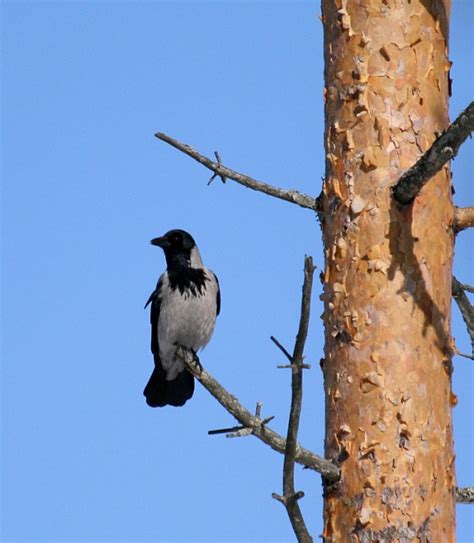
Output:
top-left (392, 101), bottom-right (474, 204)
top-left (321, 0), bottom-right (455, 540)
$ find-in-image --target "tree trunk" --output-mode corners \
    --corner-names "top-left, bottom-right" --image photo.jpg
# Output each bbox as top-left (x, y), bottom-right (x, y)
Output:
top-left (320, 0), bottom-right (456, 540)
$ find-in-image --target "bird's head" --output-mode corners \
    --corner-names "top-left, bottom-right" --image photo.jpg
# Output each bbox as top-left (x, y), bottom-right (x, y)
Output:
top-left (150, 229), bottom-right (203, 270)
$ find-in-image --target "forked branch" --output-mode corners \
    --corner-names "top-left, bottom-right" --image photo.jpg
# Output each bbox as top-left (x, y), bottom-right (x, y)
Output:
top-left (393, 101), bottom-right (474, 204)
top-left (175, 345), bottom-right (340, 482)
top-left (272, 256), bottom-right (315, 543)
top-left (155, 132), bottom-right (317, 210)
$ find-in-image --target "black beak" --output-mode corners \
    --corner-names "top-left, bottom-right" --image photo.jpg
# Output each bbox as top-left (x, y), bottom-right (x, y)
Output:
top-left (150, 236), bottom-right (170, 248)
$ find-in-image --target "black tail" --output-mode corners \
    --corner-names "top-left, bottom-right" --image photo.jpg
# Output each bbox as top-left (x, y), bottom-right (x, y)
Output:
top-left (143, 367), bottom-right (194, 407)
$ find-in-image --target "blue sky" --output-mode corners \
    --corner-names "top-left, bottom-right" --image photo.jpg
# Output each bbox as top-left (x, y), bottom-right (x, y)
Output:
top-left (1, 1), bottom-right (473, 542)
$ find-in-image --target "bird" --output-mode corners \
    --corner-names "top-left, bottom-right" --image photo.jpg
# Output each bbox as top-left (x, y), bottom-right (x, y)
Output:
top-left (143, 229), bottom-right (220, 407)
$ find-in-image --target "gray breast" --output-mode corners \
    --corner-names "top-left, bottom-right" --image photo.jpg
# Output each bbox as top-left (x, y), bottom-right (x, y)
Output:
top-left (158, 270), bottom-right (218, 380)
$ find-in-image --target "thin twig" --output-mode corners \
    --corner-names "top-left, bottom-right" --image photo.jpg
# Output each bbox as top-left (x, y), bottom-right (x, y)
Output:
top-left (452, 276), bottom-right (474, 356)
top-left (208, 425), bottom-right (246, 436)
top-left (174, 345), bottom-right (340, 482)
top-left (277, 364), bottom-right (312, 370)
top-left (273, 256), bottom-right (315, 543)
top-left (459, 282), bottom-right (474, 294)
top-left (226, 416), bottom-right (275, 438)
top-left (155, 132), bottom-right (317, 210)
top-left (392, 101), bottom-right (474, 204)
top-left (453, 342), bottom-right (474, 360)
top-left (454, 206), bottom-right (474, 233)
top-left (292, 257), bottom-right (315, 364)
top-left (270, 335), bottom-right (294, 363)
top-left (209, 402), bottom-right (264, 436)
top-left (456, 486), bottom-right (474, 504)
top-left (455, 351), bottom-right (474, 360)
top-left (208, 151), bottom-right (227, 185)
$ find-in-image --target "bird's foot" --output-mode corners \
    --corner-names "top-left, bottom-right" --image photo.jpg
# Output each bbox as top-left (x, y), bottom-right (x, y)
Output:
top-left (190, 349), bottom-right (203, 375)
top-left (175, 344), bottom-right (203, 376)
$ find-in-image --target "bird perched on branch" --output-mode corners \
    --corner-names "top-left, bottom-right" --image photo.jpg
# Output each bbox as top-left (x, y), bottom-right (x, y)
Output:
top-left (144, 229), bottom-right (220, 407)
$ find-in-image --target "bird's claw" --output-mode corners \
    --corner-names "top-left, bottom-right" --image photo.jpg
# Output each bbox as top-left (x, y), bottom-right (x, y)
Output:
top-left (190, 349), bottom-right (203, 375)
top-left (176, 344), bottom-right (203, 375)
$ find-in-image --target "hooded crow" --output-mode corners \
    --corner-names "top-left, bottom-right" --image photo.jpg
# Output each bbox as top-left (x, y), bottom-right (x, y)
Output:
top-left (144, 229), bottom-right (220, 407)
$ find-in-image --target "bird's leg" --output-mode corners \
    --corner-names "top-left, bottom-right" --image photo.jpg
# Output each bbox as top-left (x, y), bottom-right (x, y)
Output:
top-left (175, 344), bottom-right (203, 375)
top-left (190, 349), bottom-right (203, 374)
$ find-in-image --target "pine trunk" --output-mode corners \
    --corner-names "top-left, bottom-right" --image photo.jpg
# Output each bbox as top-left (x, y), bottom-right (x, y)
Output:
top-left (320, 0), bottom-right (456, 540)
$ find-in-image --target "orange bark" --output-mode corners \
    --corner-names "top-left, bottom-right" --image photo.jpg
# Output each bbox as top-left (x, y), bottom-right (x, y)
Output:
top-left (320, 0), bottom-right (455, 540)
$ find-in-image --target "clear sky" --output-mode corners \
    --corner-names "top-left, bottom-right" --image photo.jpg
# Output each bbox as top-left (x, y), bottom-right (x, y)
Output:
top-left (2, 1), bottom-right (473, 542)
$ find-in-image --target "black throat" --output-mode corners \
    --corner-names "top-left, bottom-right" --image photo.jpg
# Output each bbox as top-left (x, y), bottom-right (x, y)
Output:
top-left (168, 267), bottom-right (208, 296)
top-left (165, 251), bottom-right (208, 296)
top-left (164, 250), bottom-right (191, 271)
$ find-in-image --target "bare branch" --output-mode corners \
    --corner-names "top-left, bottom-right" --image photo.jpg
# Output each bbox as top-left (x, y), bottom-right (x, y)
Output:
top-left (174, 345), bottom-right (340, 482)
top-left (458, 282), bottom-right (474, 294)
top-left (452, 276), bottom-right (474, 356)
top-left (454, 206), bottom-right (474, 233)
top-left (208, 151), bottom-right (227, 185)
top-left (272, 256), bottom-right (315, 543)
top-left (272, 490), bottom-right (305, 504)
top-left (292, 257), bottom-right (315, 364)
top-left (270, 335), bottom-right (294, 364)
top-left (455, 351), bottom-right (474, 361)
top-left (174, 300), bottom-right (471, 505)
top-left (393, 101), bottom-right (474, 204)
top-left (208, 424), bottom-right (246, 436)
top-left (224, 413), bottom-right (275, 438)
top-left (226, 427), bottom-right (254, 438)
top-left (278, 363), bottom-right (312, 370)
top-left (208, 402), bottom-right (269, 436)
top-left (456, 487), bottom-right (474, 504)
top-left (155, 132), bottom-right (317, 210)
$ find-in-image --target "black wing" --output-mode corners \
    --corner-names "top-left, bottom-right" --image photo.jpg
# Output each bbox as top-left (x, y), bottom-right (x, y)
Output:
top-left (143, 275), bottom-right (195, 407)
top-left (144, 277), bottom-right (163, 357)
top-left (212, 272), bottom-right (221, 316)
